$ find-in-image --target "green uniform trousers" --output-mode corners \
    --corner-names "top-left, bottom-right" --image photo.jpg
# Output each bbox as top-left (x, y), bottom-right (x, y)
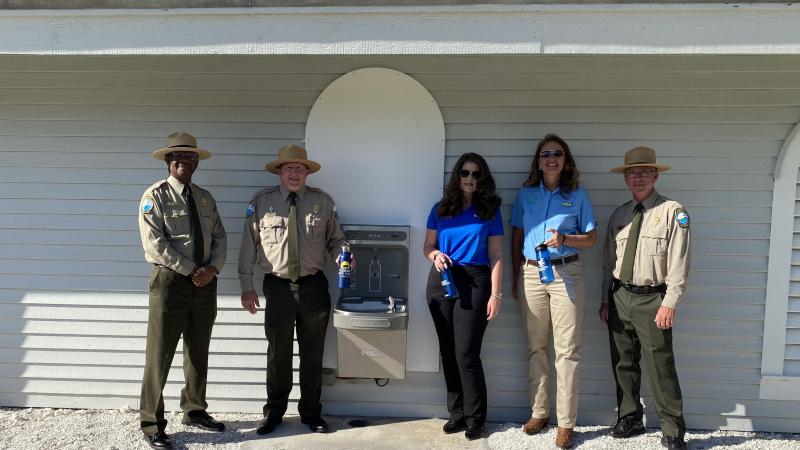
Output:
top-left (262, 271), bottom-right (330, 421)
top-left (139, 266), bottom-right (217, 435)
top-left (608, 287), bottom-right (686, 439)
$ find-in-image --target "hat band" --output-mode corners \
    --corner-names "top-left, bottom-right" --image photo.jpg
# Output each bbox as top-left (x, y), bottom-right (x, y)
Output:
top-left (168, 145), bottom-right (198, 149)
top-left (628, 160), bottom-right (655, 165)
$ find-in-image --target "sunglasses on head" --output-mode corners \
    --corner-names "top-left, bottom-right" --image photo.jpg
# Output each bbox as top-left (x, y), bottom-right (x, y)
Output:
top-left (539, 150), bottom-right (565, 159)
top-left (459, 169), bottom-right (482, 179)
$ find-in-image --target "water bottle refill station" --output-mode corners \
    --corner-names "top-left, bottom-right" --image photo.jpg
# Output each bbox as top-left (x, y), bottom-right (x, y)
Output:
top-left (333, 225), bottom-right (409, 379)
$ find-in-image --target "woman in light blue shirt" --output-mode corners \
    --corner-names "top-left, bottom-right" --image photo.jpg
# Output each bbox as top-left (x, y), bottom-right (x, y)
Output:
top-left (510, 134), bottom-right (597, 449)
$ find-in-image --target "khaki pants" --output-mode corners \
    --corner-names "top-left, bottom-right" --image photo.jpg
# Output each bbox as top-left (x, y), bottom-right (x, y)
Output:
top-left (518, 259), bottom-right (585, 428)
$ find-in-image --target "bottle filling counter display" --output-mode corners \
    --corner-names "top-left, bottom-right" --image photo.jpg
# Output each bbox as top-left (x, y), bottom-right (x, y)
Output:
top-left (333, 225), bottom-right (410, 379)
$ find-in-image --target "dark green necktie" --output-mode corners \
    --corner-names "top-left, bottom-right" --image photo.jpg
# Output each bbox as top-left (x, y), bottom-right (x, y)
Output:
top-left (184, 186), bottom-right (205, 264)
top-left (287, 192), bottom-right (300, 282)
top-left (619, 203), bottom-right (644, 283)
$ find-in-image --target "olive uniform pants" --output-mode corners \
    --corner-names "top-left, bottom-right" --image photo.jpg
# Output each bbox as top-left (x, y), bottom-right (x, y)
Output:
top-left (261, 271), bottom-right (331, 421)
top-left (139, 266), bottom-right (217, 435)
top-left (608, 287), bottom-right (685, 439)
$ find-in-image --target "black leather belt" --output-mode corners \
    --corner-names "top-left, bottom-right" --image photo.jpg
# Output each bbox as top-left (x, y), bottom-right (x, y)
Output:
top-left (621, 282), bottom-right (666, 295)
top-left (525, 253), bottom-right (579, 267)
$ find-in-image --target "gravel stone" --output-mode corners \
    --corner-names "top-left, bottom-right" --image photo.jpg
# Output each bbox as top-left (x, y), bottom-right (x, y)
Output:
top-left (1, 407), bottom-right (798, 449)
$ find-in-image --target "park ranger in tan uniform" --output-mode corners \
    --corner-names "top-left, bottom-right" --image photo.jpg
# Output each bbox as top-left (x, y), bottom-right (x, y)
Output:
top-left (138, 132), bottom-right (227, 450)
top-left (599, 146), bottom-right (691, 450)
top-left (238, 144), bottom-right (346, 436)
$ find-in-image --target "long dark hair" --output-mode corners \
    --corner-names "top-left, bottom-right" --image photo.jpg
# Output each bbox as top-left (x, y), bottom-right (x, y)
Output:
top-left (437, 152), bottom-right (501, 220)
top-left (523, 133), bottom-right (580, 192)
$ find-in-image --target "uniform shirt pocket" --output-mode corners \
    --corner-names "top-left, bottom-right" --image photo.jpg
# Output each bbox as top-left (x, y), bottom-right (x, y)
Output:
top-left (305, 214), bottom-right (324, 241)
top-left (259, 216), bottom-right (286, 245)
top-left (164, 211), bottom-right (191, 237)
top-left (640, 226), bottom-right (668, 256)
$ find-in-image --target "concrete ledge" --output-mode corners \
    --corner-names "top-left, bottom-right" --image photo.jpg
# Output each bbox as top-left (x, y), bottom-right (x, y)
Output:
top-left (0, 4), bottom-right (799, 55)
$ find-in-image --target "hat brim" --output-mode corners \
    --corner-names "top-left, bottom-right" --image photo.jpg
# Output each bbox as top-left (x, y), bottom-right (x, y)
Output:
top-left (610, 162), bottom-right (671, 174)
top-left (152, 147), bottom-right (212, 161)
top-left (265, 158), bottom-right (321, 174)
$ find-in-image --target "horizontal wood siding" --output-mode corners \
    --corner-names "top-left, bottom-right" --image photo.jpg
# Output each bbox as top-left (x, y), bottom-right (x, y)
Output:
top-left (0, 55), bottom-right (799, 432)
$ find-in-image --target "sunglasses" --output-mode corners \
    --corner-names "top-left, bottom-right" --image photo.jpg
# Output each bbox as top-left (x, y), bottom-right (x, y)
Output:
top-left (539, 150), bottom-right (565, 159)
top-left (166, 151), bottom-right (199, 161)
top-left (459, 169), bottom-right (482, 179)
top-left (624, 169), bottom-right (657, 179)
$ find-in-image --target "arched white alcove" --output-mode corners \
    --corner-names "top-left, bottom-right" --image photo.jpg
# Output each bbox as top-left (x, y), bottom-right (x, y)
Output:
top-left (306, 67), bottom-right (445, 372)
top-left (761, 122), bottom-right (800, 399)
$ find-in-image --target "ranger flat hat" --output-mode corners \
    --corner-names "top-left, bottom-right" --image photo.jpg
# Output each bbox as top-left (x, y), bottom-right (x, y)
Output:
top-left (265, 144), bottom-right (321, 174)
top-left (152, 132), bottom-right (212, 161)
top-left (610, 146), bottom-right (671, 173)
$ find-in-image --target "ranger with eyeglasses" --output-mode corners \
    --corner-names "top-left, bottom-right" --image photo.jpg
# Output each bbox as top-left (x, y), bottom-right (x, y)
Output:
top-left (599, 146), bottom-right (691, 450)
top-left (138, 132), bottom-right (227, 450)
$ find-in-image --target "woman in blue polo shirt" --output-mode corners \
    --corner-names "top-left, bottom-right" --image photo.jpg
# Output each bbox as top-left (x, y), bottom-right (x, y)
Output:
top-left (423, 152), bottom-right (503, 441)
top-left (510, 134), bottom-right (597, 449)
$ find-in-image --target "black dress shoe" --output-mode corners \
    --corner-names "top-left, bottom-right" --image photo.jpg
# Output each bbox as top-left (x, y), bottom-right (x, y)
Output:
top-left (182, 411), bottom-right (225, 432)
top-left (144, 431), bottom-right (172, 450)
top-left (301, 416), bottom-right (329, 433)
top-left (661, 435), bottom-right (688, 450)
top-left (464, 424), bottom-right (483, 440)
top-left (256, 416), bottom-right (282, 435)
top-left (610, 416), bottom-right (645, 438)
top-left (442, 418), bottom-right (467, 434)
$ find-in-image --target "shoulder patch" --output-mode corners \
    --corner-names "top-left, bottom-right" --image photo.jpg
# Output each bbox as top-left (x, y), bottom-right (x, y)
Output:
top-left (245, 201), bottom-right (255, 218)
top-left (142, 196), bottom-right (155, 214)
top-left (675, 208), bottom-right (690, 228)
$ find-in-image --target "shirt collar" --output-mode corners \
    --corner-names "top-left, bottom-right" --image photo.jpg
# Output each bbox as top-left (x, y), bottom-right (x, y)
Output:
top-left (167, 175), bottom-right (191, 195)
top-left (279, 185), bottom-right (307, 202)
top-left (537, 182), bottom-right (561, 196)
top-left (635, 190), bottom-right (660, 210)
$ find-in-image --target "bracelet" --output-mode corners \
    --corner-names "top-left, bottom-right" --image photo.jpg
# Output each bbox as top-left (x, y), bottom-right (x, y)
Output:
top-left (560, 234), bottom-right (566, 245)
top-left (491, 292), bottom-right (503, 299)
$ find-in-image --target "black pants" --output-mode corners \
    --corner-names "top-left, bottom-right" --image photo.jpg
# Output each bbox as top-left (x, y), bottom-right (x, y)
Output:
top-left (140, 266), bottom-right (217, 435)
top-left (262, 271), bottom-right (331, 420)
top-left (427, 264), bottom-right (490, 427)
top-left (608, 288), bottom-right (685, 439)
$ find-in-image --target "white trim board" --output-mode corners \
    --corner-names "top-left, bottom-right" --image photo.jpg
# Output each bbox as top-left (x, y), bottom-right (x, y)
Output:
top-left (761, 121), bottom-right (800, 400)
top-left (1, 4), bottom-right (799, 55)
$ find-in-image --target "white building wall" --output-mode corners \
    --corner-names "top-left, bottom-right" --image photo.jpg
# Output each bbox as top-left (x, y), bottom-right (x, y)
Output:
top-left (1, 55), bottom-right (799, 431)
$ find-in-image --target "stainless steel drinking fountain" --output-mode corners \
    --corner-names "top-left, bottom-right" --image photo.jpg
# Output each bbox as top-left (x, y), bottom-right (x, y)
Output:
top-left (333, 225), bottom-right (409, 379)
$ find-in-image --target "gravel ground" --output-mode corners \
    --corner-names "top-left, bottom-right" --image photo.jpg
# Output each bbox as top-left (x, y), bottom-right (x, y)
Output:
top-left (1, 407), bottom-right (798, 450)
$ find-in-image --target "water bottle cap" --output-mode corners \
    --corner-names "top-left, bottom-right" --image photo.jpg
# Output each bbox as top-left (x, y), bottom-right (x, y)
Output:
top-left (535, 243), bottom-right (548, 251)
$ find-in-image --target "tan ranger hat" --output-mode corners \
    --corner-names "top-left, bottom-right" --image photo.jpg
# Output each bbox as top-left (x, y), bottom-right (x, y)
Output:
top-left (610, 146), bottom-right (671, 173)
top-left (152, 132), bottom-right (212, 161)
top-left (265, 144), bottom-right (321, 174)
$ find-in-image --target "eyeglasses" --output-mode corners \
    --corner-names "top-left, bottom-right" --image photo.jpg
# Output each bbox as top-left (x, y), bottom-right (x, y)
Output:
top-left (166, 151), bottom-right (199, 161)
top-left (459, 169), bottom-right (482, 179)
top-left (539, 150), bottom-right (564, 159)
top-left (624, 169), bottom-right (657, 179)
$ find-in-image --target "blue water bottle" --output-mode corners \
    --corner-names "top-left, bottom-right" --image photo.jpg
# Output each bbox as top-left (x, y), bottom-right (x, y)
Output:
top-left (338, 242), bottom-right (352, 289)
top-left (535, 243), bottom-right (555, 285)
top-left (441, 265), bottom-right (458, 299)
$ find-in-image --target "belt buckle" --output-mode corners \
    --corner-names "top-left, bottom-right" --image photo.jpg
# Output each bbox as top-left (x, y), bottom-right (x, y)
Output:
top-left (553, 255), bottom-right (565, 266)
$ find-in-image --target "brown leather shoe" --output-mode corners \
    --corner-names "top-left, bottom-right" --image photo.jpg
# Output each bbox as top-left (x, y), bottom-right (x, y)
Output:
top-left (555, 427), bottom-right (574, 449)
top-left (522, 416), bottom-right (550, 435)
